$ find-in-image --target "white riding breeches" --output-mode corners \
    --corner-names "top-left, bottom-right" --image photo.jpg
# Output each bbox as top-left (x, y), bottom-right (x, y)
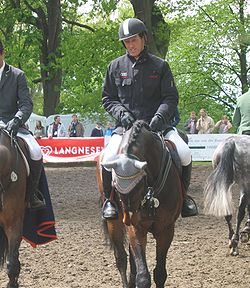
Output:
top-left (165, 128), bottom-right (191, 166)
top-left (17, 132), bottom-right (42, 161)
top-left (102, 129), bottom-right (191, 170)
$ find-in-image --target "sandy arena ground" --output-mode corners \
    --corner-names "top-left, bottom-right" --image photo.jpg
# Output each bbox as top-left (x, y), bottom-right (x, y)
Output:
top-left (0, 164), bottom-right (249, 288)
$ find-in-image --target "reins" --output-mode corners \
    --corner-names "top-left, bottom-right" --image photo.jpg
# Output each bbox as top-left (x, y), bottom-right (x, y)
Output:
top-left (150, 133), bottom-right (172, 196)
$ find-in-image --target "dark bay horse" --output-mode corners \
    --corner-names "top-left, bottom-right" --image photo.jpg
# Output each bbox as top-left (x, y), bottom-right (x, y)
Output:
top-left (204, 135), bottom-right (250, 256)
top-left (0, 128), bottom-right (28, 288)
top-left (96, 120), bottom-right (183, 288)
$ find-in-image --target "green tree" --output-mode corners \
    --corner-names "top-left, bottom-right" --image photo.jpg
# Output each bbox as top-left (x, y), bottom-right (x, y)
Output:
top-left (0, 0), bottom-right (94, 116)
top-left (167, 0), bottom-right (249, 121)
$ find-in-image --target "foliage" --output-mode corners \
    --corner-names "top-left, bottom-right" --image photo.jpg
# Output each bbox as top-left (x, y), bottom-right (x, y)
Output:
top-left (166, 0), bottom-right (249, 123)
top-left (0, 0), bottom-right (249, 124)
top-left (58, 19), bottom-right (124, 119)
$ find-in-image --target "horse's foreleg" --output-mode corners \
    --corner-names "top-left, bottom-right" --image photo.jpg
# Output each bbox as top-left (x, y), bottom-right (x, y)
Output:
top-left (128, 244), bottom-right (136, 288)
top-left (153, 225), bottom-right (174, 288)
top-left (107, 219), bottom-right (128, 288)
top-left (127, 226), bottom-right (150, 288)
top-left (113, 241), bottom-right (128, 288)
top-left (228, 194), bottom-right (247, 256)
top-left (5, 226), bottom-right (22, 288)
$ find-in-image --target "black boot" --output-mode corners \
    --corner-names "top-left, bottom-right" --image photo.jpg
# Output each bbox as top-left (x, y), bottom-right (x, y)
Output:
top-left (181, 162), bottom-right (198, 217)
top-left (102, 167), bottom-right (118, 219)
top-left (28, 159), bottom-right (46, 210)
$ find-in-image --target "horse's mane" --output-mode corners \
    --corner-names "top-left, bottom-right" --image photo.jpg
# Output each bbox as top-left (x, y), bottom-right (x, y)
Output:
top-left (127, 120), bottom-right (150, 148)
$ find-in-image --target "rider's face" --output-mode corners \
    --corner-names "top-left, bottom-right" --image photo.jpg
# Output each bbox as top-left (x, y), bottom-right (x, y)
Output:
top-left (123, 35), bottom-right (145, 59)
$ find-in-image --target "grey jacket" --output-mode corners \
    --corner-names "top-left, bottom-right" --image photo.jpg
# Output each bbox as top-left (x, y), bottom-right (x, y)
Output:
top-left (102, 49), bottom-right (178, 130)
top-left (0, 63), bottom-right (33, 124)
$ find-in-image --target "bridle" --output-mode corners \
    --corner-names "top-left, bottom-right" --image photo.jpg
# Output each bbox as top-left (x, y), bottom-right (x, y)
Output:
top-left (116, 133), bottom-right (172, 215)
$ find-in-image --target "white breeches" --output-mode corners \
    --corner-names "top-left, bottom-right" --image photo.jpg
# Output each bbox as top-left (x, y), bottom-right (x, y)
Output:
top-left (165, 128), bottom-right (191, 166)
top-left (102, 129), bottom-right (191, 170)
top-left (17, 132), bottom-right (42, 161)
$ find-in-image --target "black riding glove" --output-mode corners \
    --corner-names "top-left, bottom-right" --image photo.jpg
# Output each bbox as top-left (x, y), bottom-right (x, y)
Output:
top-left (149, 114), bottom-right (165, 132)
top-left (121, 112), bottom-right (135, 130)
top-left (6, 117), bottom-right (22, 137)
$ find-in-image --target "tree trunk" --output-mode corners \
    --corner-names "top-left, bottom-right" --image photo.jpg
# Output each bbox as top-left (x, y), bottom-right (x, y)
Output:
top-left (238, 0), bottom-right (248, 93)
top-left (130, 0), bottom-right (170, 58)
top-left (41, 0), bottom-right (62, 117)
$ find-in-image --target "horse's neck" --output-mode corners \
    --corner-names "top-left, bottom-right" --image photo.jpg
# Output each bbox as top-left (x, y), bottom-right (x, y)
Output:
top-left (141, 134), bottom-right (165, 183)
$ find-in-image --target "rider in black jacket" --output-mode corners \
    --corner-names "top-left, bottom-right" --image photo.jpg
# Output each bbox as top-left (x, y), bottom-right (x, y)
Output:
top-left (101, 18), bottom-right (198, 219)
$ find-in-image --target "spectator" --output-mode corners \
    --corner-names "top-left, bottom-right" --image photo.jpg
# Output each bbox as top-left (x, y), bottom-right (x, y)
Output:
top-left (184, 111), bottom-right (198, 134)
top-left (215, 115), bottom-right (232, 134)
top-left (34, 120), bottom-right (46, 139)
top-left (232, 76), bottom-right (250, 135)
top-left (47, 115), bottom-right (66, 138)
top-left (105, 122), bottom-right (114, 137)
top-left (104, 122), bottom-right (115, 146)
top-left (196, 108), bottom-right (215, 134)
top-left (91, 122), bottom-right (104, 137)
top-left (68, 114), bottom-right (84, 137)
top-left (171, 108), bottom-right (180, 127)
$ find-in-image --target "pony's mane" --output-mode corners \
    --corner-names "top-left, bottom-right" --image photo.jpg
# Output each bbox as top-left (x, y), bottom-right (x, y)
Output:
top-left (127, 120), bottom-right (150, 148)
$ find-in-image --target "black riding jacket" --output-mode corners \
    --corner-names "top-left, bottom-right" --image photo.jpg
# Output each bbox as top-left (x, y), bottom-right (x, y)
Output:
top-left (102, 48), bottom-right (179, 130)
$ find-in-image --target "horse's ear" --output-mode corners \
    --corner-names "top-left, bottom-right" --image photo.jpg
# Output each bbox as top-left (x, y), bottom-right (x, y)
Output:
top-left (103, 160), bottom-right (118, 169)
top-left (133, 160), bottom-right (147, 170)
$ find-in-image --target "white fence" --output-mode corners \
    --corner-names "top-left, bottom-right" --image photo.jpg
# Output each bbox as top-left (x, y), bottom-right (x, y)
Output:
top-left (188, 134), bottom-right (234, 161)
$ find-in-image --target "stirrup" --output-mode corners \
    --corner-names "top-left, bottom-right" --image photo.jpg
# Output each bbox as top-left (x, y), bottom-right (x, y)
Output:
top-left (181, 195), bottom-right (198, 218)
top-left (102, 199), bottom-right (118, 220)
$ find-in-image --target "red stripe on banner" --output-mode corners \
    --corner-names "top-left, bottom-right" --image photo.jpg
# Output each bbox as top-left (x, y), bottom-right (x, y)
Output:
top-left (36, 137), bottom-right (105, 163)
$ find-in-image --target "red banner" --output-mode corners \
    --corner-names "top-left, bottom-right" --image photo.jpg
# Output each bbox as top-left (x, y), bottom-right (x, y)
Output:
top-left (36, 137), bottom-right (104, 163)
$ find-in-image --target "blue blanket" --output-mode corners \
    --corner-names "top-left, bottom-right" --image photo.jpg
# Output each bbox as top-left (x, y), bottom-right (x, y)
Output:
top-left (22, 168), bottom-right (57, 247)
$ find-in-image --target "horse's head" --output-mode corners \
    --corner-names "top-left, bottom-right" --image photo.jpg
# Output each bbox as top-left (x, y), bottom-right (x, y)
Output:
top-left (104, 120), bottom-right (163, 213)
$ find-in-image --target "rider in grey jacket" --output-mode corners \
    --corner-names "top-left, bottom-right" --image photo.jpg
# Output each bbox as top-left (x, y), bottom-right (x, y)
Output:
top-left (101, 18), bottom-right (198, 219)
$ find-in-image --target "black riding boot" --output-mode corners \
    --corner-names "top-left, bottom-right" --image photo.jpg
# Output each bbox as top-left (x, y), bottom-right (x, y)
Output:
top-left (181, 162), bottom-right (198, 217)
top-left (28, 159), bottom-right (46, 210)
top-left (102, 167), bottom-right (118, 219)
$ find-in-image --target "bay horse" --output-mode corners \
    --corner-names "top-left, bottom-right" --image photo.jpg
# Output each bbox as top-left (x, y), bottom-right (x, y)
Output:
top-left (0, 128), bottom-right (28, 288)
top-left (204, 135), bottom-right (250, 256)
top-left (96, 120), bottom-right (183, 288)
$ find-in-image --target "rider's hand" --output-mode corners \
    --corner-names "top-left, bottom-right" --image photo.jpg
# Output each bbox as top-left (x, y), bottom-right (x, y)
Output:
top-left (149, 114), bottom-right (164, 132)
top-left (121, 112), bottom-right (135, 130)
top-left (6, 117), bottom-right (22, 137)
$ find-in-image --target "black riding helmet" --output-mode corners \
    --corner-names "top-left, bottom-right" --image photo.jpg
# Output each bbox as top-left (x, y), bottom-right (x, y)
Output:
top-left (118, 18), bottom-right (147, 41)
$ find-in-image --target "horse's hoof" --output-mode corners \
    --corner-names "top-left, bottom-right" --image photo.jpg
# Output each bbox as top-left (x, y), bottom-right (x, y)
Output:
top-left (230, 247), bottom-right (239, 256)
top-left (240, 231), bottom-right (249, 243)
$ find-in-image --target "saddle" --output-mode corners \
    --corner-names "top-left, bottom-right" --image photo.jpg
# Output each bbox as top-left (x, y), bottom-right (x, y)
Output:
top-left (164, 140), bottom-right (182, 175)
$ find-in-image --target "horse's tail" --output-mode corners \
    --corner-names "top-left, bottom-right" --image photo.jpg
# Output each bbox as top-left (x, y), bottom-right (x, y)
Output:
top-left (204, 141), bottom-right (235, 217)
top-left (0, 226), bottom-right (7, 269)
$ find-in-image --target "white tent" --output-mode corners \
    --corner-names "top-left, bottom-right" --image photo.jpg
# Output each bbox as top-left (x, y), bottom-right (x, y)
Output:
top-left (26, 113), bottom-right (47, 134)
